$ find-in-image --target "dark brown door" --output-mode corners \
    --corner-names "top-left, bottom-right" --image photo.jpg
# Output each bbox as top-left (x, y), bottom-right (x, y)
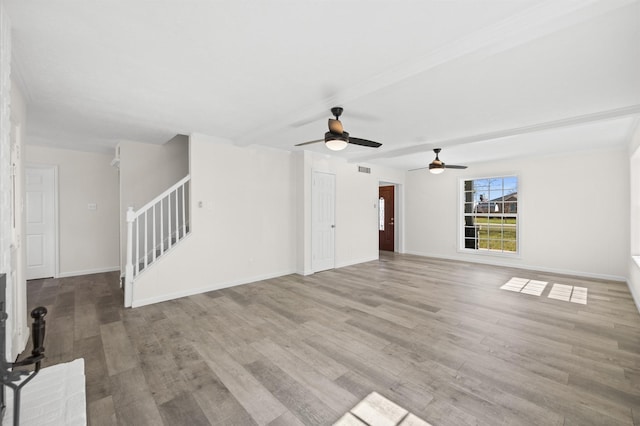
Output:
top-left (379, 185), bottom-right (394, 251)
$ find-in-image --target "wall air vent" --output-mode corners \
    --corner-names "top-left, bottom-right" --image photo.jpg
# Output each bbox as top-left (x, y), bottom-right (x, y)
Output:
top-left (358, 166), bottom-right (371, 174)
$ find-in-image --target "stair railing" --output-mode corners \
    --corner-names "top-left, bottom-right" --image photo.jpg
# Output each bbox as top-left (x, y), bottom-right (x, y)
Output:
top-left (124, 175), bottom-right (190, 307)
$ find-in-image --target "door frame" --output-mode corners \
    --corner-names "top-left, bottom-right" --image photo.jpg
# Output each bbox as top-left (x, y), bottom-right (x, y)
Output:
top-left (378, 181), bottom-right (403, 253)
top-left (25, 163), bottom-right (60, 279)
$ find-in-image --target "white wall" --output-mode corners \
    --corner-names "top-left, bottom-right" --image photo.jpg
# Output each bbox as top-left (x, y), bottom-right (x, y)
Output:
top-left (406, 149), bottom-right (629, 280)
top-left (118, 135), bottom-right (189, 271)
top-left (25, 146), bottom-right (120, 277)
top-left (131, 134), bottom-right (297, 306)
top-left (309, 154), bottom-right (406, 271)
top-left (628, 122), bottom-right (640, 312)
top-left (131, 136), bottom-right (405, 306)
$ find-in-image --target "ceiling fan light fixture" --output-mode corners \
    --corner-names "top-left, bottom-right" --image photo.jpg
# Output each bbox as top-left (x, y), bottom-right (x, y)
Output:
top-left (324, 131), bottom-right (349, 151)
top-left (429, 163), bottom-right (445, 174)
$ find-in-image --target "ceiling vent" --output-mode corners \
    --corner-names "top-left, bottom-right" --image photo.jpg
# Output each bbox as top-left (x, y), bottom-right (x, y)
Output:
top-left (358, 166), bottom-right (371, 174)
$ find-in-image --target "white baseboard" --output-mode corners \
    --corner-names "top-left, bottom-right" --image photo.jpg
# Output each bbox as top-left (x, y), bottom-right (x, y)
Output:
top-left (131, 268), bottom-right (297, 308)
top-left (57, 266), bottom-right (120, 278)
top-left (404, 250), bottom-right (627, 282)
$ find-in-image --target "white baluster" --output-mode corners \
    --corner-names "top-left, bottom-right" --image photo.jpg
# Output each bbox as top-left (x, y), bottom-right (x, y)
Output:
top-left (174, 188), bottom-right (179, 240)
top-left (152, 204), bottom-right (156, 262)
top-left (124, 207), bottom-right (135, 307)
top-left (160, 197), bottom-right (165, 254)
top-left (135, 217), bottom-right (140, 275)
top-left (168, 192), bottom-right (173, 249)
top-left (181, 183), bottom-right (186, 237)
top-left (144, 210), bottom-right (148, 269)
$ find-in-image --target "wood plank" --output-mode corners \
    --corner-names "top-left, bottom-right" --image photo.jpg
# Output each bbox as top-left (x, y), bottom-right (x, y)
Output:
top-left (100, 321), bottom-right (139, 376)
top-left (244, 358), bottom-right (340, 425)
top-left (157, 392), bottom-right (210, 426)
top-left (87, 396), bottom-right (117, 426)
top-left (193, 332), bottom-right (288, 425)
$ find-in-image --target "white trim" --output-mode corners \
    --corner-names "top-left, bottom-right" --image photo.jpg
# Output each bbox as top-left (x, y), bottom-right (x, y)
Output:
top-left (405, 250), bottom-right (626, 282)
top-left (456, 247), bottom-right (522, 259)
top-left (132, 269), bottom-right (296, 308)
top-left (295, 268), bottom-right (314, 276)
top-left (57, 266), bottom-right (120, 279)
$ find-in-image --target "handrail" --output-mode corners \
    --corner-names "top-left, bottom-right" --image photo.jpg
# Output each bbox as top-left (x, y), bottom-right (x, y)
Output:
top-left (133, 174), bottom-right (190, 218)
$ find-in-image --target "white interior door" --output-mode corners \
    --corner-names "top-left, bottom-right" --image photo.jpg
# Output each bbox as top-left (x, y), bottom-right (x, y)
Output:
top-left (312, 171), bottom-right (335, 272)
top-left (25, 166), bottom-right (56, 280)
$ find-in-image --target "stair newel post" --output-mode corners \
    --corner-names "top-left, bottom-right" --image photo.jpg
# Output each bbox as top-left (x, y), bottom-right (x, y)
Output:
top-left (124, 207), bottom-right (135, 308)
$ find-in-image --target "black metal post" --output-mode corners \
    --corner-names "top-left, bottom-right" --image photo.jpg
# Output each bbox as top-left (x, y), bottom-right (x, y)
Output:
top-left (0, 274), bottom-right (48, 426)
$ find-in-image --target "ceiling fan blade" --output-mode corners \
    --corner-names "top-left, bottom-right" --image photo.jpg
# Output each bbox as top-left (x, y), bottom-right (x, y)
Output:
top-left (328, 118), bottom-right (343, 134)
top-left (345, 111), bottom-right (380, 121)
top-left (445, 165), bottom-right (467, 169)
top-left (289, 111), bottom-right (328, 128)
top-left (348, 137), bottom-right (382, 148)
top-left (294, 139), bottom-right (324, 147)
top-left (408, 166), bottom-right (429, 171)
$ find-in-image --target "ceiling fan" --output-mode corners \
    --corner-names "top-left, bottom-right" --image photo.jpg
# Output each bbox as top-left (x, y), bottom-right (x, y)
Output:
top-left (411, 148), bottom-right (468, 174)
top-left (295, 107), bottom-right (382, 151)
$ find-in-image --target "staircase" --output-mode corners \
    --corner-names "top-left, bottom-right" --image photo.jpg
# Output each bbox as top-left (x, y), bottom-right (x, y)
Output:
top-left (123, 175), bottom-right (190, 307)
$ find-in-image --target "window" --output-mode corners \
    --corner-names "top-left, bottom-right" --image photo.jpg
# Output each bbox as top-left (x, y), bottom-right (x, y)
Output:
top-left (461, 176), bottom-right (518, 254)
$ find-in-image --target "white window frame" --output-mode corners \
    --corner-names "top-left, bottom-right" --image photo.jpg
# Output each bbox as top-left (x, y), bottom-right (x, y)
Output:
top-left (458, 175), bottom-right (520, 257)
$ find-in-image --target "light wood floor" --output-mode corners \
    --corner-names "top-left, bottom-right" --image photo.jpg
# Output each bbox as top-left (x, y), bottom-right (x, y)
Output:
top-left (23, 252), bottom-right (640, 425)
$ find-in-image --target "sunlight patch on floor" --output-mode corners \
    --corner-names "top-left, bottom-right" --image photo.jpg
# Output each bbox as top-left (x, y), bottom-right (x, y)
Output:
top-left (501, 278), bottom-right (588, 304)
top-left (334, 392), bottom-right (432, 426)
top-left (500, 277), bottom-right (548, 296)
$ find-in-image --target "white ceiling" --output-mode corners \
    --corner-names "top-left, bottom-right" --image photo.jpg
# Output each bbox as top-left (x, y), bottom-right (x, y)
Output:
top-left (6, 0), bottom-right (640, 169)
